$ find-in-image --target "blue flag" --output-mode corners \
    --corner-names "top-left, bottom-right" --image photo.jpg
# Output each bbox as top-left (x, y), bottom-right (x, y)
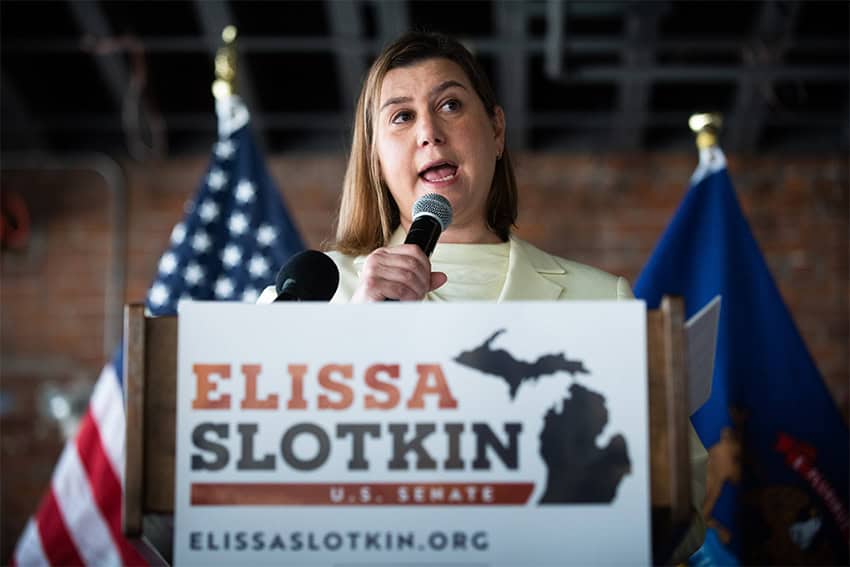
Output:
top-left (634, 146), bottom-right (848, 564)
top-left (13, 94), bottom-right (305, 566)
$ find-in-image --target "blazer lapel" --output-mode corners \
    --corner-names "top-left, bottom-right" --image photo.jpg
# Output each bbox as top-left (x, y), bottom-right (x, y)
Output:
top-left (499, 237), bottom-right (565, 301)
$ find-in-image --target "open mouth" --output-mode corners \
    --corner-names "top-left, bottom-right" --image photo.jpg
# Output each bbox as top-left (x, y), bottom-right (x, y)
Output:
top-left (418, 161), bottom-right (458, 183)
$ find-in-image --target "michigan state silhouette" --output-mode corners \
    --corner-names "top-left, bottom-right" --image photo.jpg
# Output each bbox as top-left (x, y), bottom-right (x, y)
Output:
top-left (455, 330), bottom-right (631, 504)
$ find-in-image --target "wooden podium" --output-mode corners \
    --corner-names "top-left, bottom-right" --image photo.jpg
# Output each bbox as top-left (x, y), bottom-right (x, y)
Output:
top-left (122, 297), bottom-right (693, 565)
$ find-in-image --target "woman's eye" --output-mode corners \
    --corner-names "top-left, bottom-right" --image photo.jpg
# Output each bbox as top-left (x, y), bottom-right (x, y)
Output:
top-left (391, 111), bottom-right (413, 124)
top-left (441, 99), bottom-right (461, 112)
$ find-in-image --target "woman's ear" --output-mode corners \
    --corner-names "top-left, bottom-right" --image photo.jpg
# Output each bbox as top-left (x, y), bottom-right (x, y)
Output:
top-left (492, 105), bottom-right (506, 155)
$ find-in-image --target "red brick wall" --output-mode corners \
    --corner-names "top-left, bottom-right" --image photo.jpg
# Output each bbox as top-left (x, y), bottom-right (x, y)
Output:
top-left (1, 151), bottom-right (847, 558)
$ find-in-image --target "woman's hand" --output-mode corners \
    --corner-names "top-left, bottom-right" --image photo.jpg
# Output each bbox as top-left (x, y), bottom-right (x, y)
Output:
top-left (351, 244), bottom-right (447, 302)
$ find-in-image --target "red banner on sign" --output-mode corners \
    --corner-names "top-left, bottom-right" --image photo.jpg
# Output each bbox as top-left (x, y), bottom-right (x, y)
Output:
top-left (192, 482), bottom-right (534, 506)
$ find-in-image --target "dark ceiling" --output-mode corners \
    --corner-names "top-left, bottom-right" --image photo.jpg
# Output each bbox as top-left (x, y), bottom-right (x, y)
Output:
top-left (1, 0), bottom-right (848, 158)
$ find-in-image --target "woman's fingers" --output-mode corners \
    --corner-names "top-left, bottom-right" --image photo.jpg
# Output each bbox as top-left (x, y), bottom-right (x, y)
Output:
top-left (351, 244), bottom-right (439, 302)
top-left (430, 271), bottom-right (448, 291)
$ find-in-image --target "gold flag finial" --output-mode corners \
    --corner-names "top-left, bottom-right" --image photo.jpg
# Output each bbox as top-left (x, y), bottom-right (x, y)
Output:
top-left (689, 113), bottom-right (723, 150)
top-left (212, 26), bottom-right (238, 100)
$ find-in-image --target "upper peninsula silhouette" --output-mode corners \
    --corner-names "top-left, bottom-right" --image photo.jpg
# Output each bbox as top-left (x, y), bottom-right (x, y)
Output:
top-left (453, 329), bottom-right (589, 399)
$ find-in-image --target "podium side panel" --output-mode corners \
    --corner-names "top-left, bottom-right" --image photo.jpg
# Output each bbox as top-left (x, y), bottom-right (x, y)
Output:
top-left (144, 316), bottom-right (177, 514)
top-left (660, 297), bottom-right (691, 527)
top-left (123, 304), bottom-right (146, 536)
top-left (647, 309), bottom-right (671, 509)
top-left (648, 297), bottom-right (694, 563)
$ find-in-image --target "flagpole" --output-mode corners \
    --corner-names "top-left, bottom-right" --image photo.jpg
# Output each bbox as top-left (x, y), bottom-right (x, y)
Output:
top-left (688, 113), bottom-right (726, 184)
top-left (211, 26), bottom-right (249, 140)
top-left (689, 112), bottom-right (723, 149)
top-left (212, 25), bottom-right (238, 100)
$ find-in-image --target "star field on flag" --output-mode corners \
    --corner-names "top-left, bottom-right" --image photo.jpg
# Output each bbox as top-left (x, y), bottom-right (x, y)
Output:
top-left (144, 107), bottom-right (305, 316)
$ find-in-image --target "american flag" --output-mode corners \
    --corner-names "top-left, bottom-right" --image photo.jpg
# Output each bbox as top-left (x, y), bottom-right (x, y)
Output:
top-left (13, 95), bottom-right (304, 566)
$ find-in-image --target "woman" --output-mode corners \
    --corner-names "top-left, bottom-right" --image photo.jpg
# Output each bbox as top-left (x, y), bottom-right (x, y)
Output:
top-left (327, 32), bottom-right (631, 304)
top-left (262, 31), bottom-right (706, 561)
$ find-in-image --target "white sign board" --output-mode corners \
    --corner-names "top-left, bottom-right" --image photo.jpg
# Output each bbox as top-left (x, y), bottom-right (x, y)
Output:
top-left (175, 301), bottom-right (650, 565)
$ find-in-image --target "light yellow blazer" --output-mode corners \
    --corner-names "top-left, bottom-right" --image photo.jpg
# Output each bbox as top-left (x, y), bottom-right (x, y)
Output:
top-left (258, 235), bottom-right (707, 561)
top-left (327, 234), bottom-right (632, 303)
top-left (256, 235), bottom-right (633, 303)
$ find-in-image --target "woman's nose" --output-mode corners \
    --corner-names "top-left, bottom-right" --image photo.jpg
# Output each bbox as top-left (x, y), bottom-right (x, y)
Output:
top-left (417, 114), bottom-right (445, 147)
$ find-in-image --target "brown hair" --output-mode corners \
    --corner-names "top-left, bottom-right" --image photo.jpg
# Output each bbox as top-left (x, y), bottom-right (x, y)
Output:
top-left (333, 31), bottom-right (518, 255)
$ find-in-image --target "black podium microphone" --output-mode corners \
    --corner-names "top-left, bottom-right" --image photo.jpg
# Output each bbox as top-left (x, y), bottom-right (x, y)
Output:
top-left (273, 250), bottom-right (340, 302)
top-left (404, 193), bottom-right (453, 256)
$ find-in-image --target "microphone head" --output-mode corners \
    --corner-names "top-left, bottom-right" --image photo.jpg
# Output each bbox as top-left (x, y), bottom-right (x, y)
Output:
top-left (274, 250), bottom-right (340, 301)
top-left (412, 193), bottom-right (453, 232)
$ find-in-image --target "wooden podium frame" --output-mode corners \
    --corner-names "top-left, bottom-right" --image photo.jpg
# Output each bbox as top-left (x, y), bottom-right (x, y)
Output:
top-left (122, 297), bottom-right (692, 565)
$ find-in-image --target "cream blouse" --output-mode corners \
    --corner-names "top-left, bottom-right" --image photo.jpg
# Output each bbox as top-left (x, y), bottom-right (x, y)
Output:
top-left (426, 239), bottom-right (510, 302)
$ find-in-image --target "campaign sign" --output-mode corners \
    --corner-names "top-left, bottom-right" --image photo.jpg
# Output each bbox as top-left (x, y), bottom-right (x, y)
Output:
top-left (175, 301), bottom-right (650, 565)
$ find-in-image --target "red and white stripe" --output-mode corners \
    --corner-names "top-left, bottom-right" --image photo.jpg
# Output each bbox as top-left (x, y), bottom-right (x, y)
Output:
top-left (13, 361), bottom-right (148, 566)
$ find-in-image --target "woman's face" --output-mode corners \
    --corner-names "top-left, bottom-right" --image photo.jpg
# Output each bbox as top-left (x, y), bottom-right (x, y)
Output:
top-left (374, 58), bottom-right (505, 243)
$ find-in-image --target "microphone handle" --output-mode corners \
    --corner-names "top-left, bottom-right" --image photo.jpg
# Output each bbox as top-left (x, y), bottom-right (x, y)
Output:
top-left (404, 215), bottom-right (442, 256)
top-left (385, 215), bottom-right (442, 301)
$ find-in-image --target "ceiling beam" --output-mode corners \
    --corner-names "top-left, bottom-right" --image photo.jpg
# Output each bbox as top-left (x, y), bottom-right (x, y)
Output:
top-left (727, 0), bottom-right (800, 152)
top-left (613, 2), bottom-right (668, 150)
top-left (556, 65), bottom-right (842, 82)
top-left (67, 0), bottom-right (130, 110)
top-left (495, 0), bottom-right (529, 150)
top-left (5, 35), bottom-right (846, 58)
top-left (375, 0), bottom-right (410, 48)
top-left (544, 0), bottom-right (565, 80)
top-left (194, 0), bottom-right (267, 148)
top-left (326, 0), bottom-right (366, 115)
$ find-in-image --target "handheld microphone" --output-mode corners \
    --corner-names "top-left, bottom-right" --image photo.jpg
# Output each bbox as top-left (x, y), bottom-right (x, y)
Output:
top-left (404, 193), bottom-right (453, 256)
top-left (384, 193), bottom-right (453, 302)
top-left (273, 250), bottom-right (340, 302)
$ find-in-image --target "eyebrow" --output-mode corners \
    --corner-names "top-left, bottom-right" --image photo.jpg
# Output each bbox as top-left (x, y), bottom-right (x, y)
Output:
top-left (379, 80), bottom-right (468, 113)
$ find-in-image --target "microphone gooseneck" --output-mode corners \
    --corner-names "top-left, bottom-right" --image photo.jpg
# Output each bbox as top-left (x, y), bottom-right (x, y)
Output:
top-left (273, 250), bottom-right (340, 302)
